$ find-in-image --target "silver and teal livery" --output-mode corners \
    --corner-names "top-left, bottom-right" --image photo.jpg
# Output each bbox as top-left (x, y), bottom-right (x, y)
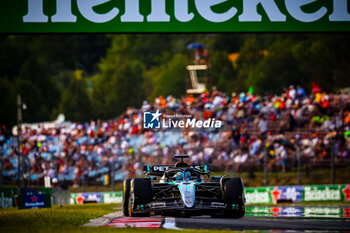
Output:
top-left (123, 155), bottom-right (245, 218)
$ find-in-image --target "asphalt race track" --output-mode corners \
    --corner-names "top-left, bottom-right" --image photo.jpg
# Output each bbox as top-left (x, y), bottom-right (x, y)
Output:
top-left (103, 207), bottom-right (350, 231)
top-left (173, 215), bottom-right (350, 231)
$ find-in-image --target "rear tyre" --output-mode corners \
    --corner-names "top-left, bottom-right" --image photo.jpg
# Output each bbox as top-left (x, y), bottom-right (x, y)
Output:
top-left (122, 179), bottom-right (131, 216)
top-left (129, 178), bottom-right (152, 217)
top-left (223, 178), bottom-right (245, 218)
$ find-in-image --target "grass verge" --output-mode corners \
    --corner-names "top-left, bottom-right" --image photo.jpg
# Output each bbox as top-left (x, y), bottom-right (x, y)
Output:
top-left (1, 202), bottom-right (347, 233)
top-left (0, 203), bottom-right (243, 233)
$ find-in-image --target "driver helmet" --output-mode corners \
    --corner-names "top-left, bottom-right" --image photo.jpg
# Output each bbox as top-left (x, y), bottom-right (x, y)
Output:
top-left (184, 168), bottom-right (191, 181)
top-left (174, 171), bottom-right (184, 181)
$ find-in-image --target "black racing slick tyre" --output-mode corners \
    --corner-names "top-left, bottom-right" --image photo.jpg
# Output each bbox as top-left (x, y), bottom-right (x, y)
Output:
top-left (129, 178), bottom-right (152, 217)
top-left (123, 179), bottom-right (131, 216)
top-left (223, 178), bottom-right (245, 218)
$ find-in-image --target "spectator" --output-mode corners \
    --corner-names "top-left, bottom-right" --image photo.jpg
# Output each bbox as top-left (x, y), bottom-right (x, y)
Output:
top-left (1, 84), bottom-right (349, 185)
top-left (258, 116), bottom-right (268, 135)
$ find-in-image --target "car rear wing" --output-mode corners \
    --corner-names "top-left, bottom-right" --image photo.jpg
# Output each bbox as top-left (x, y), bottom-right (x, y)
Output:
top-left (143, 165), bottom-right (210, 176)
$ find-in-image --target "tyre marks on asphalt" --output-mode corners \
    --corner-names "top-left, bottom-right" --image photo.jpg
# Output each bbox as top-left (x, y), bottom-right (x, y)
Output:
top-left (174, 216), bottom-right (350, 231)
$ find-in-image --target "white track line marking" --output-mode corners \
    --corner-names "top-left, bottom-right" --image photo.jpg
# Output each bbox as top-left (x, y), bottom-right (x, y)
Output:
top-left (163, 217), bottom-right (181, 230)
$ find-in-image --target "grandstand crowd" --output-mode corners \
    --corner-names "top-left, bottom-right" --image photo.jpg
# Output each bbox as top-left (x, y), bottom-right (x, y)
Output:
top-left (1, 83), bottom-right (350, 186)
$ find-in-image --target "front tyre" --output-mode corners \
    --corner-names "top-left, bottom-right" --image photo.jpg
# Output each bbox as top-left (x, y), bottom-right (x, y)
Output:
top-left (223, 178), bottom-right (245, 218)
top-left (129, 178), bottom-right (152, 217)
top-left (122, 179), bottom-right (132, 216)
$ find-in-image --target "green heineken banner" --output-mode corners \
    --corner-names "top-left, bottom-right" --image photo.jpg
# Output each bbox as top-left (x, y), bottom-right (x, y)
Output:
top-left (245, 184), bottom-right (350, 204)
top-left (68, 184), bottom-right (350, 205)
top-left (0, 187), bottom-right (17, 208)
top-left (1, 0), bottom-right (350, 33)
top-left (246, 206), bottom-right (350, 218)
top-left (70, 191), bottom-right (122, 204)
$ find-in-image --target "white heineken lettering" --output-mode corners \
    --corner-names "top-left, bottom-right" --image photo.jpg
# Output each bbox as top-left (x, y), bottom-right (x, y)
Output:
top-left (22, 0), bottom-right (350, 29)
top-left (245, 190), bottom-right (270, 203)
top-left (103, 194), bottom-right (122, 204)
top-left (239, 0), bottom-right (286, 22)
top-left (194, 0), bottom-right (237, 23)
top-left (304, 187), bottom-right (341, 201)
top-left (147, 0), bottom-right (170, 22)
top-left (250, 207), bottom-right (270, 214)
top-left (52, 0), bottom-right (77, 22)
top-left (122, 0), bottom-right (195, 23)
top-left (121, 0), bottom-right (143, 22)
top-left (24, 202), bottom-right (45, 207)
top-left (174, 0), bottom-right (194, 22)
top-left (285, 0), bottom-right (327, 22)
top-left (304, 207), bottom-right (341, 217)
top-left (23, 0), bottom-right (48, 22)
top-left (1, 197), bottom-right (13, 208)
top-left (1, 193), bottom-right (13, 208)
top-left (329, 0), bottom-right (350, 21)
top-left (77, 0), bottom-right (119, 23)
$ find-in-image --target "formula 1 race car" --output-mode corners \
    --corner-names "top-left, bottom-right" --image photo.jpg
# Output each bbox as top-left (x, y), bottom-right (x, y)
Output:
top-left (123, 155), bottom-right (245, 218)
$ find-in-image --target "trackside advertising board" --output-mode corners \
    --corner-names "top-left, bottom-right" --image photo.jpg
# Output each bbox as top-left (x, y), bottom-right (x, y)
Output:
top-left (1, 0), bottom-right (350, 33)
top-left (0, 188), bottom-right (17, 208)
top-left (245, 184), bottom-right (350, 204)
top-left (69, 184), bottom-right (350, 205)
top-left (70, 191), bottom-right (123, 204)
top-left (246, 206), bottom-right (350, 218)
top-left (18, 188), bottom-right (53, 209)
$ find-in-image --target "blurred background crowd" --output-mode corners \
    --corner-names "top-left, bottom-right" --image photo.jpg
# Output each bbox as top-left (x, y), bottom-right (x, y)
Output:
top-left (1, 83), bottom-right (350, 186)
